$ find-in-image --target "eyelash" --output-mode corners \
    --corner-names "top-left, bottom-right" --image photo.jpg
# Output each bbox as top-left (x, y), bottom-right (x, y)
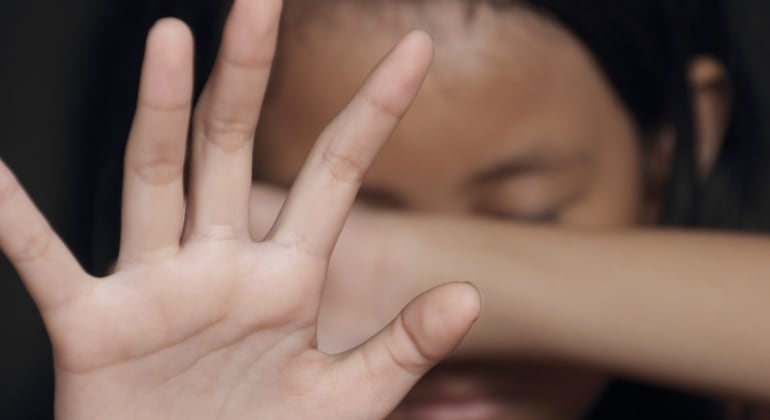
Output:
top-left (479, 208), bottom-right (560, 224)
top-left (356, 190), bottom-right (562, 224)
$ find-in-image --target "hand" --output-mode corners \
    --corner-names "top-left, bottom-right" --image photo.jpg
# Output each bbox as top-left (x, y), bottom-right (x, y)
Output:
top-left (250, 184), bottom-right (415, 354)
top-left (0, 1), bottom-right (480, 419)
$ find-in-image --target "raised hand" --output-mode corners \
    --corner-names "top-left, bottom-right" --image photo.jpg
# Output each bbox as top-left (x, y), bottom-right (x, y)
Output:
top-left (0, 1), bottom-right (480, 418)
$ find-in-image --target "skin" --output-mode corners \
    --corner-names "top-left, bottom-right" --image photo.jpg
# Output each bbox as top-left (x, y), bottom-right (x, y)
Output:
top-left (0, 1), bottom-right (482, 419)
top-left (252, 2), bottom-right (649, 419)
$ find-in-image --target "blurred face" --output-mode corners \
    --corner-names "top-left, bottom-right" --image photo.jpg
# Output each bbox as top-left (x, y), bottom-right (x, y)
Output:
top-left (255, 2), bottom-right (645, 419)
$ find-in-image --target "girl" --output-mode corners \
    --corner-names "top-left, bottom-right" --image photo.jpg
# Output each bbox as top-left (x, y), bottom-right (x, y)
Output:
top-left (246, 0), bottom-right (765, 418)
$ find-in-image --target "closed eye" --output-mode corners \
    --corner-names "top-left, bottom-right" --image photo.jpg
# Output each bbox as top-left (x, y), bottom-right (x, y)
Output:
top-left (477, 207), bottom-right (560, 224)
top-left (357, 188), bottom-right (405, 210)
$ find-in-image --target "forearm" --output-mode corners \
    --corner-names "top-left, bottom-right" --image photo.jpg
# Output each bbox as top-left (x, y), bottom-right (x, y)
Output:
top-left (384, 214), bottom-right (770, 400)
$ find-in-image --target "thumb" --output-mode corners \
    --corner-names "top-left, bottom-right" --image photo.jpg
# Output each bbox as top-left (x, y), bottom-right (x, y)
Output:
top-left (330, 282), bottom-right (481, 417)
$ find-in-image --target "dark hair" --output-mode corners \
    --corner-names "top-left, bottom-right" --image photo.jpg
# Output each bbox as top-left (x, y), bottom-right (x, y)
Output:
top-left (516, 0), bottom-right (765, 234)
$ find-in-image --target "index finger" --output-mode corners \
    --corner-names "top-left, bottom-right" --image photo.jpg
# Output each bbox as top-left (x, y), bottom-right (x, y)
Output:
top-left (266, 31), bottom-right (433, 258)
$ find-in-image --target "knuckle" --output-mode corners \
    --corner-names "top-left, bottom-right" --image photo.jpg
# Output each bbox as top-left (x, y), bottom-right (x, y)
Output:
top-left (128, 154), bottom-right (185, 186)
top-left (187, 224), bottom-right (243, 243)
top-left (362, 91), bottom-right (405, 120)
top-left (11, 225), bottom-right (53, 264)
top-left (126, 132), bottom-right (186, 186)
top-left (119, 244), bottom-right (178, 267)
top-left (197, 115), bottom-right (254, 153)
top-left (322, 147), bottom-right (367, 185)
top-left (385, 315), bottom-right (432, 376)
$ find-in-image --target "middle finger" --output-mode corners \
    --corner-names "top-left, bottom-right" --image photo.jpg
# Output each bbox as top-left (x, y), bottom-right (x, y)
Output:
top-left (186, 0), bottom-right (281, 240)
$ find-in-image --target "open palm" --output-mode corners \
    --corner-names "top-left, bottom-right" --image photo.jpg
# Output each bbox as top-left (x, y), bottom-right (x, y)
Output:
top-left (0, 1), bottom-right (480, 418)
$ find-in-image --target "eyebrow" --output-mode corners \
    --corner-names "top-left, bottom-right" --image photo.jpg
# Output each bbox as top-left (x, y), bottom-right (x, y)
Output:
top-left (469, 148), bottom-right (590, 186)
top-left (470, 152), bottom-right (555, 186)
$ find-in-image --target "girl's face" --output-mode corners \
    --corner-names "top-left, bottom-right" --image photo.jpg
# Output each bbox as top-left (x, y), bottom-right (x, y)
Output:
top-left (255, 2), bottom-right (647, 419)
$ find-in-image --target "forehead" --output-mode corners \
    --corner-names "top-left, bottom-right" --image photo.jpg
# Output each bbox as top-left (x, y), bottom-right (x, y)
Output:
top-left (257, 1), bottom-right (636, 192)
top-left (281, 1), bottom-right (571, 66)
